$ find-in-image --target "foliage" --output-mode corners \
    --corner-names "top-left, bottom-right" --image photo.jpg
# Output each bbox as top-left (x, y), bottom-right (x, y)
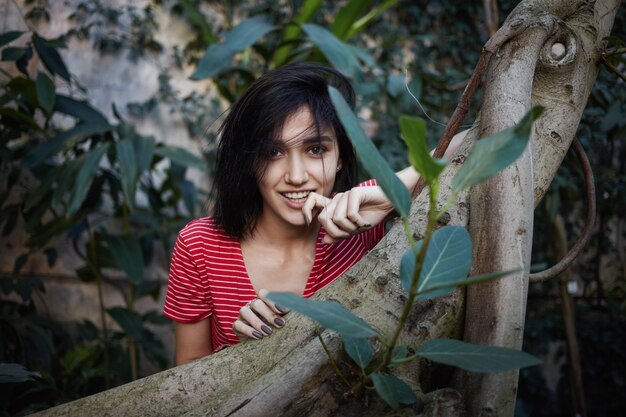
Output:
top-left (0, 24), bottom-right (202, 414)
top-left (269, 94), bottom-right (543, 408)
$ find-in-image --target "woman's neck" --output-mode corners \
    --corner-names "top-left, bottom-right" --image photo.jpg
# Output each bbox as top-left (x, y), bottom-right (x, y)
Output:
top-left (245, 216), bottom-right (320, 249)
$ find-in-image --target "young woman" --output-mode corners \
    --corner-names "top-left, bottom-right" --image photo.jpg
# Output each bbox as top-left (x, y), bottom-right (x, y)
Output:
top-left (163, 63), bottom-right (428, 365)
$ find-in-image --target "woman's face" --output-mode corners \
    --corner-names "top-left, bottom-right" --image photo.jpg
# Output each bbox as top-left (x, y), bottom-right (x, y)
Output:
top-left (256, 106), bottom-right (342, 230)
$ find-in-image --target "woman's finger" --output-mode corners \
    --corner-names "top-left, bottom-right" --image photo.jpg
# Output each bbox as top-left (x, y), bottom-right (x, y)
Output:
top-left (257, 289), bottom-right (290, 317)
top-left (232, 318), bottom-right (264, 341)
top-left (249, 296), bottom-right (286, 328)
top-left (302, 192), bottom-right (331, 226)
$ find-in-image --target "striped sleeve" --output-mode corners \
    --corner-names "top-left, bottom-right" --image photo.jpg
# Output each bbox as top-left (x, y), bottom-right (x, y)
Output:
top-left (163, 227), bottom-right (213, 323)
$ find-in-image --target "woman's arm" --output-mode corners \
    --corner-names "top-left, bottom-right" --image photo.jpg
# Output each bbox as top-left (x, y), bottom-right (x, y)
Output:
top-left (175, 318), bottom-right (212, 365)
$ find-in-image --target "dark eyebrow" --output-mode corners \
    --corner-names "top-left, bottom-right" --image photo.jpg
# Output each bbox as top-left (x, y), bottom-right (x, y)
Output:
top-left (300, 135), bottom-right (335, 145)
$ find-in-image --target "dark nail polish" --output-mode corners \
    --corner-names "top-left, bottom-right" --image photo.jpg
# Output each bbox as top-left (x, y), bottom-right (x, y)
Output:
top-left (252, 330), bottom-right (263, 339)
top-left (275, 304), bottom-right (289, 314)
top-left (274, 317), bottom-right (285, 326)
top-left (261, 325), bottom-right (272, 335)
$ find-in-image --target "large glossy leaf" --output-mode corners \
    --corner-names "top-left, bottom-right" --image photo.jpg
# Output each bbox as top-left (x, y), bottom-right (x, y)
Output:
top-left (107, 307), bottom-right (144, 341)
top-left (103, 234), bottom-right (144, 285)
top-left (451, 107), bottom-right (543, 193)
top-left (417, 339), bottom-right (541, 372)
top-left (0, 31), bottom-right (24, 48)
top-left (331, 0), bottom-right (373, 39)
top-left (267, 292), bottom-right (377, 338)
top-left (155, 145), bottom-right (206, 171)
top-left (329, 86), bottom-right (411, 218)
top-left (0, 363), bottom-right (41, 383)
top-left (116, 139), bottom-right (138, 209)
top-left (399, 226), bottom-right (472, 299)
top-left (32, 33), bottom-right (70, 81)
top-left (67, 143), bottom-right (110, 215)
top-left (36, 72), bottom-right (55, 114)
top-left (399, 115), bottom-right (445, 184)
top-left (371, 372), bottom-right (417, 409)
top-left (343, 336), bottom-right (374, 368)
top-left (190, 16), bottom-right (275, 80)
top-left (301, 24), bottom-right (360, 78)
top-left (417, 269), bottom-right (519, 297)
top-left (54, 95), bottom-right (109, 125)
top-left (272, 0), bottom-right (322, 67)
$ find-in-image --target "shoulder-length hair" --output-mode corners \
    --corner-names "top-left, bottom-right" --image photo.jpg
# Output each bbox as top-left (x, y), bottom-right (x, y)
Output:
top-left (213, 62), bottom-right (358, 239)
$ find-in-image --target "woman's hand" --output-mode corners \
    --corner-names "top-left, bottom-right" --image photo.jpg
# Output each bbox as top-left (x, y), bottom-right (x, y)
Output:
top-left (303, 186), bottom-right (394, 244)
top-left (231, 289), bottom-right (289, 341)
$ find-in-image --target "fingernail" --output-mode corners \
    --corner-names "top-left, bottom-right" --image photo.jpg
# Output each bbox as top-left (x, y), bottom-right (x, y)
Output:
top-left (275, 304), bottom-right (289, 314)
top-left (252, 330), bottom-right (263, 339)
top-left (261, 325), bottom-right (273, 335)
top-left (274, 317), bottom-right (285, 326)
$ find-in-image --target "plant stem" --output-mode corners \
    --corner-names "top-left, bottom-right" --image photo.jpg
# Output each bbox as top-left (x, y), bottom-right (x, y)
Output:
top-left (382, 181), bottom-right (439, 366)
top-left (122, 204), bottom-right (139, 381)
top-left (87, 222), bottom-right (111, 388)
top-left (317, 332), bottom-right (351, 387)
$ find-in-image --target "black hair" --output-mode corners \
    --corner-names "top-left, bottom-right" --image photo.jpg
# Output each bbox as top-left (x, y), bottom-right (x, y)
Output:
top-left (213, 62), bottom-right (357, 239)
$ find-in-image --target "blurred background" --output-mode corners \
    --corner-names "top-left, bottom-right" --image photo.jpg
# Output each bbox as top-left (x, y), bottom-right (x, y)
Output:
top-left (0, 1), bottom-right (624, 415)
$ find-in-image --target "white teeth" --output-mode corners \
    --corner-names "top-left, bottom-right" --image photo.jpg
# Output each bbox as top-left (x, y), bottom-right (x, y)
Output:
top-left (283, 191), bottom-right (310, 200)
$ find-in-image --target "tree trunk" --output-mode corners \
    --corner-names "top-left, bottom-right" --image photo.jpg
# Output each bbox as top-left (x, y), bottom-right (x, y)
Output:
top-left (33, 0), bottom-right (620, 416)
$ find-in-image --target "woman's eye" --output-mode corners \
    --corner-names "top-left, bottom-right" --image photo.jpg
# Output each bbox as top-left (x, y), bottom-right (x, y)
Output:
top-left (269, 148), bottom-right (283, 158)
top-left (308, 146), bottom-right (326, 155)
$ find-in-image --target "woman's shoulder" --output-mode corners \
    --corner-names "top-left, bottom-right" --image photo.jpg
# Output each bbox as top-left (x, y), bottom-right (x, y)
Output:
top-left (178, 217), bottom-right (232, 242)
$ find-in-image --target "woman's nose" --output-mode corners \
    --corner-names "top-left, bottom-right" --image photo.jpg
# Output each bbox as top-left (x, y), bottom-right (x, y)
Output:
top-left (284, 155), bottom-right (309, 184)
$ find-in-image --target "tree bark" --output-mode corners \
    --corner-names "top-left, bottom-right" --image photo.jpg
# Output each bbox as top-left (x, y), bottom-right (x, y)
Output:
top-left (32, 0), bottom-right (620, 416)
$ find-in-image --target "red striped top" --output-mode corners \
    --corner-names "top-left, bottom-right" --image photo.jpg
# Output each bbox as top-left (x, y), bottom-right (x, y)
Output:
top-left (163, 185), bottom-right (386, 352)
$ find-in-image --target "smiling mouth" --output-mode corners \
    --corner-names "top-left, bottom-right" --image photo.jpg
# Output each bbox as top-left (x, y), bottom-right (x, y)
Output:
top-left (281, 191), bottom-right (311, 203)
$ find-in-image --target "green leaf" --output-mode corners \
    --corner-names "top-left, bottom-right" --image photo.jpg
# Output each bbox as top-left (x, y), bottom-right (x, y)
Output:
top-left (343, 336), bottom-right (374, 368)
top-left (331, 0), bottom-right (373, 40)
top-left (134, 136), bottom-right (155, 173)
top-left (190, 16), bottom-right (275, 80)
top-left (54, 95), bottom-right (109, 125)
top-left (107, 307), bottom-right (144, 341)
top-left (451, 107), bottom-right (543, 193)
top-left (391, 346), bottom-right (408, 363)
top-left (272, 0), bottom-right (323, 67)
top-left (116, 139), bottom-right (138, 209)
top-left (23, 123), bottom-right (111, 167)
top-left (329, 86), bottom-right (411, 218)
top-left (36, 72), bottom-right (56, 114)
top-left (416, 226), bottom-right (472, 299)
top-left (103, 234), bottom-right (144, 285)
top-left (343, 0), bottom-right (398, 40)
top-left (0, 363), bottom-right (42, 383)
top-left (155, 145), bottom-right (206, 171)
top-left (399, 226), bottom-right (471, 298)
top-left (399, 115), bottom-right (445, 184)
top-left (67, 143), bottom-right (110, 215)
top-left (371, 372), bottom-right (417, 409)
top-left (417, 269), bottom-right (519, 297)
top-left (417, 339), bottom-right (541, 372)
top-left (387, 73), bottom-right (405, 97)
top-left (1, 46), bottom-right (28, 61)
top-left (301, 23), bottom-right (360, 78)
top-left (0, 31), bottom-right (24, 48)
top-left (267, 292), bottom-right (377, 338)
top-left (32, 33), bottom-right (70, 81)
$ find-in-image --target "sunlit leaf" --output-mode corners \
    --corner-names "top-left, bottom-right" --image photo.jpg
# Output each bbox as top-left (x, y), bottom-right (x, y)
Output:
top-left (371, 372), bottom-right (417, 409)
top-left (331, 0), bottom-right (373, 39)
top-left (329, 86), bottom-right (411, 218)
top-left (267, 292), bottom-right (377, 338)
top-left (416, 339), bottom-right (542, 372)
top-left (67, 143), bottom-right (110, 215)
top-left (302, 23), bottom-right (360, 78)
top-left (399, 115), bottom-right (445, 184)
top-left (451, 107), bottom-right (543, 193)
top-left (103, 234), bottom-right (144, 285)
top-left (36, 72), bottom-right (55, 114)
top-left (343, 336), bottom-right (374, 368)
top-left (191, 16), bottom-right (275, 80)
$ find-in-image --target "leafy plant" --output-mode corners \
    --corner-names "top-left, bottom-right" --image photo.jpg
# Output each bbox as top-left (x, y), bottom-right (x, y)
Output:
top-left (0, 26), bottom-right (203, 412)
top-left (268, 90), bottom-right (543, 409)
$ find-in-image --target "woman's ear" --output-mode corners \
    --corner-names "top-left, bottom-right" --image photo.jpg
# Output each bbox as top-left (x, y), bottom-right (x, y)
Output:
top-left (336, 158), bottom-right (342, 172)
